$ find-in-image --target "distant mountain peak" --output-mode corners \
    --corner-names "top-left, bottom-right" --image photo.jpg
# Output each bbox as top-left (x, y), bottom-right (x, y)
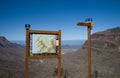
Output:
top-left (0, 36), bottom-right (22, 48)
top-left (0, 36), bottom-right (9, 42)
top-left (0, 36), bottom-right (9, 47)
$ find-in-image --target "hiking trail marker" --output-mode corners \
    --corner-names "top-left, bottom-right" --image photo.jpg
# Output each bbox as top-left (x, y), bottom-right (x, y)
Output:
top-left (77, 18), bottom-right (94, 78)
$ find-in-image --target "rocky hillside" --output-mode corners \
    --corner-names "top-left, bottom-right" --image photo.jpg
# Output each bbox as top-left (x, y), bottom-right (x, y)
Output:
top-left (62, 27), bottom-right (120, 78)
top-left (0, 36), bottom-right (25, 78)
top-left (0, 27), bottom-right (120, 78)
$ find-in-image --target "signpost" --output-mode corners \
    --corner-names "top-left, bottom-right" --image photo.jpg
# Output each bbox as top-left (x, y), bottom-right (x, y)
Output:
top-left (77, 18), bottom-right (94, 78)
top-left (25, 24), bottom-right (61, 78)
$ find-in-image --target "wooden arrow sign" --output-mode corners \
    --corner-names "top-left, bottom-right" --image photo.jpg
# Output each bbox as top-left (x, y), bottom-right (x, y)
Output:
top-left (77, 22), bottom-right (94, 27)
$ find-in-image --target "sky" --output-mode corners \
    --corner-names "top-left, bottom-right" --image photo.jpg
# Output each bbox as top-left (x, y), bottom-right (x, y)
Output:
top-left (0, 0), bottom-right (120, 41)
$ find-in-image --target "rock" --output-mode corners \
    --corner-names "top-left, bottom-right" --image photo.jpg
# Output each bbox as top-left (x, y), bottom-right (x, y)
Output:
top-left (0, 36), bottom-right (25, 78)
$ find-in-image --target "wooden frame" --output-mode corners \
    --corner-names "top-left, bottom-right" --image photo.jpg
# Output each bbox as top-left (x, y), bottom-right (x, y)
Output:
top-left (25, 24), bottom-right (61, 78)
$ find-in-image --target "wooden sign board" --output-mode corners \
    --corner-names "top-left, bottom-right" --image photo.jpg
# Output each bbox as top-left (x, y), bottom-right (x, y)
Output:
top-left (77, 22), bottom-right (94, 27)
top-left (26, 29), bottom-right (61, 59)
top-left (25, 26), bottom-right (61, 78)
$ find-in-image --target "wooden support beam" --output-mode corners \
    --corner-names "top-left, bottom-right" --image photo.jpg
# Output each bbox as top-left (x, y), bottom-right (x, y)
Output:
top-left (28, 55), bottom-right (58, 59)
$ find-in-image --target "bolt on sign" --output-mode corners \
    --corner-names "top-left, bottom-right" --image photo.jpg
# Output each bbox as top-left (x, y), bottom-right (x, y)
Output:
top-left (25, 24), bottom-right (61, 78)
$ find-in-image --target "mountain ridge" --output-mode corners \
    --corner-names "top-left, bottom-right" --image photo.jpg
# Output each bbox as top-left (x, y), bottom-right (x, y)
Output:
top-left (65, 26), bottom-right (120, 78)
top-left (0, 27), bottom-right (120, 78)
top-left (0, 36), bottom-right (25, 78)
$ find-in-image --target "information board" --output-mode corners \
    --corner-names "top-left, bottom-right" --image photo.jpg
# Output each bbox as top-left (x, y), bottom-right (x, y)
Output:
top-left (30, 34), bottom-right (58, 55)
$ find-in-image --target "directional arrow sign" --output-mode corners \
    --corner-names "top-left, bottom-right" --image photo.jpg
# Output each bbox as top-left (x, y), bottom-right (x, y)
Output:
top-left (77, 22), bottom-right (94, 27)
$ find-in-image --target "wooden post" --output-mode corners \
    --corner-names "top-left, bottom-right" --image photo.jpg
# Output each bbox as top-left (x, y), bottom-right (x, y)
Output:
top-left (88, 26), bottom-right (92, 78)
top-left (58, 30), bottom-right (61, 78)
top-left (25, 24), bottom-right (30, 78)
top-left (77, 20), bottom-right (94, 78)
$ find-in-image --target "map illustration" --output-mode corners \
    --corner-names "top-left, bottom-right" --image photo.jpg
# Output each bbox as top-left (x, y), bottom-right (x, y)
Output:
top-left (31, 34), bottom-right (57, 54)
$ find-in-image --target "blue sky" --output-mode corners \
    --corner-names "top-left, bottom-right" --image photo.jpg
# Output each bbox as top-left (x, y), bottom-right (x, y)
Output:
top-left (0, 0), bottom-right (120, 40)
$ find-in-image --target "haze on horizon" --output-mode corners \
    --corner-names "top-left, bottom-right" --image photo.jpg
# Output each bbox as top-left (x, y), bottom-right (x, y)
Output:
top-left (0, 0), bottom-right (120, 41)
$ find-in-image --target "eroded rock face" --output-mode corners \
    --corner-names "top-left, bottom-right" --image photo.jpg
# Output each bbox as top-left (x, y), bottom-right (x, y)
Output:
top-left (82, 27), bottom-right (120, 49)
top-left (63, 27), bottom-right (120, 78)
top-left (79, 27), bottom-right (120, 78)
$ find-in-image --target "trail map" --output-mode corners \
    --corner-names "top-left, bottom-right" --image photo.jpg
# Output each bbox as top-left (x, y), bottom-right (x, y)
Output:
top-left (32, 34), bottom-right (56, 54)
